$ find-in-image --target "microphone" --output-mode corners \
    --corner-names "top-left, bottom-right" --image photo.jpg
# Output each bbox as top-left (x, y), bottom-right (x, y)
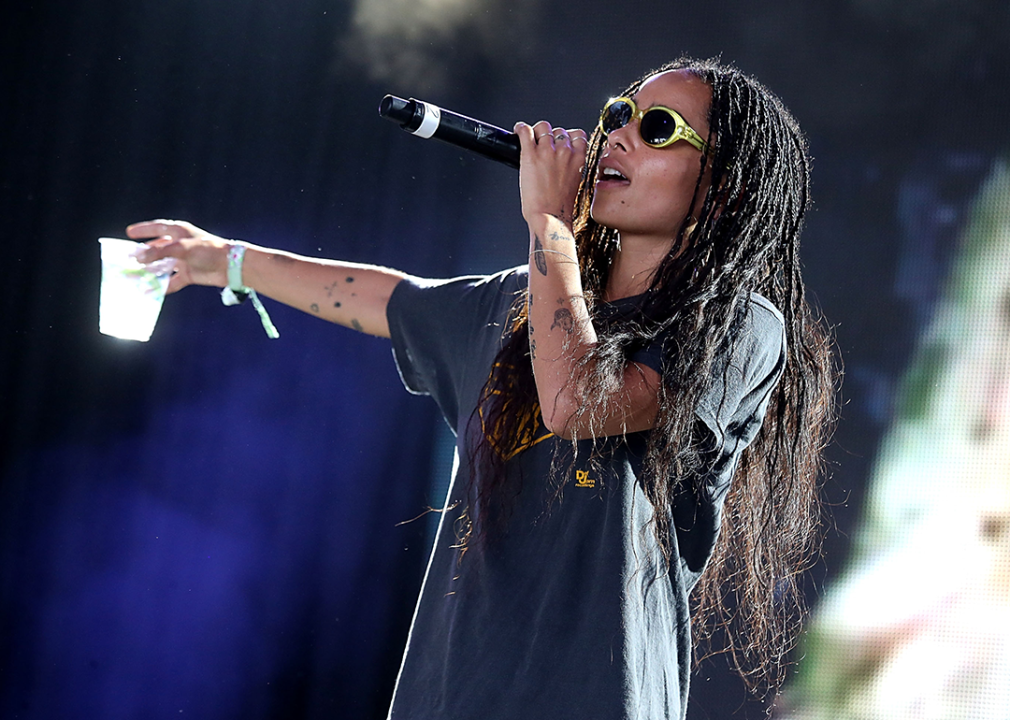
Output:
top-left (378, 95), bottom-right (520, 170)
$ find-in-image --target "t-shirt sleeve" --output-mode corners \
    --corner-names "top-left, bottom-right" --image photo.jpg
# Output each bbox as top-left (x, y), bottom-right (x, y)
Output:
top-left (386, 269), bottom-right (524, 429)
top-left (626, 295), bottom-right (785, 444)
top-left (694, 294), bottom-right (786, 458)
top-left (672, 294), bottom-right (786, 577)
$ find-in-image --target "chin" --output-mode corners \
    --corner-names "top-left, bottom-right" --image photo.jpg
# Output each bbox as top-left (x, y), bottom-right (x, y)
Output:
top-left (588, 202), bottom-right (618, 232)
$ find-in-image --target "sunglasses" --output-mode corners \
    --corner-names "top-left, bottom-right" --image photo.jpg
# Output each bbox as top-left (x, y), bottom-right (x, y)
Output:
top-left (598, 96), bottom-right (709, 154)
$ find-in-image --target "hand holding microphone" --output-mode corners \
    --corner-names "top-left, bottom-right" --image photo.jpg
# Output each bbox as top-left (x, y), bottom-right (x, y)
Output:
top-left (378, 94), bottom-right (589, 226)
top-left (513, 121), bottom-right (589, 226)
top-left (378, 95), bottom-right (589, 176)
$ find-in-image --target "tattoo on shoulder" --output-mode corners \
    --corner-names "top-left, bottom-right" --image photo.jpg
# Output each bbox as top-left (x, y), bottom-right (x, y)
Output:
top-left (533, 234), bottom-right (548, 276)
top-left (351, 318), bottom-right (364, 333)
top-left (551, 308), bottom-right (574, 333)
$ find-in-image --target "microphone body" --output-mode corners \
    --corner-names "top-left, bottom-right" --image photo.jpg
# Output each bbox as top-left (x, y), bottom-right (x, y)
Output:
top-left (378, 95), bottom-right (520, 169)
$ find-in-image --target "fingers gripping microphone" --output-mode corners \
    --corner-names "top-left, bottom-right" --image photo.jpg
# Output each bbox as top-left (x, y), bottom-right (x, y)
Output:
top-left (378, 95), bottom-right (521, 170)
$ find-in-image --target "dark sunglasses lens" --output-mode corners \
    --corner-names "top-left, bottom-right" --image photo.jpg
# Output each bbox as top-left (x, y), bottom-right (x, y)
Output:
top-left (601, 101), bottom-right (634, 134)
top-left (639, 109), bottom-right (677, 146)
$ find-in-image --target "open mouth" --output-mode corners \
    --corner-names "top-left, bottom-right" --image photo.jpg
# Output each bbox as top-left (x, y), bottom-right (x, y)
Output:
top-left (599, 166), bottom-right (629, 183)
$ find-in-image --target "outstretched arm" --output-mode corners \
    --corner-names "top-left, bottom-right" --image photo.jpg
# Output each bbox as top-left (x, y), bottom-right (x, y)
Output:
top-left (513, 124), bottom-right (661, 440)
top-left (128, 220), bottom-right (408, 338)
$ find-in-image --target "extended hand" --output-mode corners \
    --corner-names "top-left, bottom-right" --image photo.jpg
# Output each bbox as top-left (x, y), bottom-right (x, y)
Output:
top-left (127, 219), bottom-right (230, 293)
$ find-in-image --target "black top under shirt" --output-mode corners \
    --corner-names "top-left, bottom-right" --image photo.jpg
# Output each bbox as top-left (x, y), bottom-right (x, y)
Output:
top-left (384, 267), bottom-right (785, 720)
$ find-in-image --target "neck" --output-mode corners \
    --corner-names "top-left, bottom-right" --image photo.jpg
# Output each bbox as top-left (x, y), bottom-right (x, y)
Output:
top-left (604, 232), bottom-right (677, 301)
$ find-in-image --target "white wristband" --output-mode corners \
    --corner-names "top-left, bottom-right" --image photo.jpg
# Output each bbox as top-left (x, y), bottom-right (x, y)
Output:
top-left (227, 243), bottom-right (247, 292)
top-left (219, 242), bottom-right (280, 339)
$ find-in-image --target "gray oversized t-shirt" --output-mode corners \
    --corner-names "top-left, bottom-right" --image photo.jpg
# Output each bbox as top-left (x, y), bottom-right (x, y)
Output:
top-left (385, 267), bottom-right (785, 720)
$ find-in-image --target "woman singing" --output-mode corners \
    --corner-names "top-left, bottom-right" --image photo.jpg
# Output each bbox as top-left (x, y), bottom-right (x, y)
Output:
top-left (131, 57), bottom-right (835, 719)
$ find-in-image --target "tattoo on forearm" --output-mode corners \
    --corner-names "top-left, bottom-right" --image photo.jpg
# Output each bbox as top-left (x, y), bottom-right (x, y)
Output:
top-left (533, 234), bottom-right (548, 276)
top-left (351, 318), bottom-right (363, 333)
top-left (310, 303), bottom-right (320, 314)
top-left (530, 338), bottom-right (537, 359)
top-left (551, 308), bottom-right (574, 333)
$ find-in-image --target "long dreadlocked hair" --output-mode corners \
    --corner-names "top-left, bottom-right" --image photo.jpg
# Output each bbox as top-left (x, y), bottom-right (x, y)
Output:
top-left (467, 57), bottom-right (837, 697)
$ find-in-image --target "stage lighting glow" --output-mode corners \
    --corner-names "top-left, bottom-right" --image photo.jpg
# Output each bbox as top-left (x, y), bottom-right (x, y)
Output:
top-left (338, 0), bottom-right (537, 93)
top-left (785, 160), bottom-right (1010, 719)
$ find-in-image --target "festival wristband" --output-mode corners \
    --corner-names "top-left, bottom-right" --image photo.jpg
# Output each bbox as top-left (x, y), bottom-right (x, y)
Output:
top-left (220, 243), bottom-right (280, 339)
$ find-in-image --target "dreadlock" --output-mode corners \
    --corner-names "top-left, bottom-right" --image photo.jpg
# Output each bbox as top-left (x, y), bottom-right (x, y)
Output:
top-left (467, 57), bottom-right (837, 699)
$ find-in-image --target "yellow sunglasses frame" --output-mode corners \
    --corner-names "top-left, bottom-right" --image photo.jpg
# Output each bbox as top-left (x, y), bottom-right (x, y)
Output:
top-left (599, 96), bottom-right (710, 154)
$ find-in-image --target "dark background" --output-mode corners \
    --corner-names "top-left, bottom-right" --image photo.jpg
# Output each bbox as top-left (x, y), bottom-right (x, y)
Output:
top-left (2, 0), bottom-right (1008, 717)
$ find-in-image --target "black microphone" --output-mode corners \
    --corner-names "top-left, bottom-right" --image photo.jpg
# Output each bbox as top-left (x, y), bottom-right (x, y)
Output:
top-left (378, 95), bottom-right (520, 170)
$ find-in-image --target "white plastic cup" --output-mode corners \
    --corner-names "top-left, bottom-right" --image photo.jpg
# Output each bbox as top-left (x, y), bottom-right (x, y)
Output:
top-left (98, 238), bottom-right (176, 342)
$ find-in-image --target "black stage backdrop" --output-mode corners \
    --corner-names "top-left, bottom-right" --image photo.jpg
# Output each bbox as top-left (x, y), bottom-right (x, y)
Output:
top-left (2, 1), bottom-right (1008, 718)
